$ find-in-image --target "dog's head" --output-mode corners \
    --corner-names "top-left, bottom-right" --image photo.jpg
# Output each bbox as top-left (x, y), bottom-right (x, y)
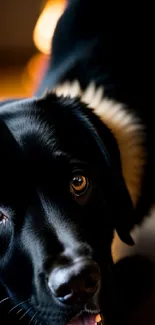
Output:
top-left (0, 93), bottom-right (134, 325)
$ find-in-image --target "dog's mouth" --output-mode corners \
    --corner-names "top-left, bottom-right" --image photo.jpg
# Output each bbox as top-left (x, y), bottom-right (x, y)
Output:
top-left (68, 313), bottom-right (103, 325)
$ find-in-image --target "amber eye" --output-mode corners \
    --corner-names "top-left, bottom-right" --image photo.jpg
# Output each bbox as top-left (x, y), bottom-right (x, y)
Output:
top-left (70, 175), bottom-right (88, 196)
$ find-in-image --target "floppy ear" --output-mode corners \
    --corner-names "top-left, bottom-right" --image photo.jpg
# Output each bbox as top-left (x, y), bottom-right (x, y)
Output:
top-left (0, 119), bottom-right (22, 254)
top-left (81, 107), bottom-right (135, 246)
top-left (0, 119), bottom-right (23, 201)
top-left (0, 118), bottom-right (21, 164)
top-left (111, 174), bottom-right (135, 246)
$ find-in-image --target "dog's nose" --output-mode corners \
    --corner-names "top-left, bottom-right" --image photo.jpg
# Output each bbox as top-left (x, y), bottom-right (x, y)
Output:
top-left (48, 260), bottom-right (100, 304)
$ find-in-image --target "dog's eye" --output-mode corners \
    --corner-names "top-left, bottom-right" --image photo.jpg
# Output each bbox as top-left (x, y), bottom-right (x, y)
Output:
top-left (70, 175), bottom-right (88, 196)
top-left (0, 211), bottom-right (8, 224)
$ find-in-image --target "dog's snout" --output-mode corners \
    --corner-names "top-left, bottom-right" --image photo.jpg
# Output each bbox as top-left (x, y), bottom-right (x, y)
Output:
top-left (48, 260), bottom-right (100, 304)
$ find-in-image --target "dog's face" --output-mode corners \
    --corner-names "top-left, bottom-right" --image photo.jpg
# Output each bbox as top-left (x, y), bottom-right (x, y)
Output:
top-left (0, 94), bottom-right (133, 325)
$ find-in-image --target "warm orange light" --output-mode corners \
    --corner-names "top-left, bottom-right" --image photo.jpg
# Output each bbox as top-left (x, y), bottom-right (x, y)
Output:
top-left (33, 0), bottom-right (66, 55)
top-left (22, 53), bottom-right (49, 95)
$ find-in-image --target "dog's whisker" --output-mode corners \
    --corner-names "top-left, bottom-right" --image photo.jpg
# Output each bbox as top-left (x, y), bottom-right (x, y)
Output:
top-left (8, 299), bottom-right (30, 314)
top-left (19, 307), bottom-right (32, 321)
top-left (16, 308), bottom-right (23, 315)
top-left (28, 311), bottom-right (38, 325)
top-left (0, 297), bottom-right (11, 305)
top-left (34, 319), bottom-right (38, 325)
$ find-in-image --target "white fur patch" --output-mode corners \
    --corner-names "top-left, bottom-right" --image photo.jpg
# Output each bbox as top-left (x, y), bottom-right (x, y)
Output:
top-left (54, 80), bottom-right (146, 207)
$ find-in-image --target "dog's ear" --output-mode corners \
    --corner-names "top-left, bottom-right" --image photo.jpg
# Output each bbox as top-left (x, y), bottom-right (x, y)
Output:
top-left (0, 119), bottom-right (23, 200)
top-left (0, 119), bottom-right (21, 164)
top-left (80, 107), bottom-right (135, 246)
top-left (0, 119), bottom-right (23, 254)
top-left (111, 174), bottom-right (135, 246)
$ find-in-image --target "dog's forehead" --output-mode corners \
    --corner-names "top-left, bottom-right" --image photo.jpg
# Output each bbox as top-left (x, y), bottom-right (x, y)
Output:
top-left (7, 95), bottom-right (102, 163)
top-left (35, 93), bottom-right (107, 162)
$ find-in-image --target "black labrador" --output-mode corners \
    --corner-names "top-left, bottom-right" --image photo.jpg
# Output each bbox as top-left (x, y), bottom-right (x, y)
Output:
top-left (0, 1), bottom-right (154, 324)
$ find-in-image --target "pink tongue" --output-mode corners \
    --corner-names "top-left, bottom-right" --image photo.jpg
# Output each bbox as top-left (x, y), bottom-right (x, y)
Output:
top-left (68, 315), bottom-right (96, 325)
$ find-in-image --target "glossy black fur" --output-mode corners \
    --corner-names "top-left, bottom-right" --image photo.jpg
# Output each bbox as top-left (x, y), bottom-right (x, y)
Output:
top-left (0, 1), bottom-right (154, 324)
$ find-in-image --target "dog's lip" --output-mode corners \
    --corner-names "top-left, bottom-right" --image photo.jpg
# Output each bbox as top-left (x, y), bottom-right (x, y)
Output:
top-left (67, 301), bottom-right (101, 325)
top-left (67, 312), bottom-right (103, 325)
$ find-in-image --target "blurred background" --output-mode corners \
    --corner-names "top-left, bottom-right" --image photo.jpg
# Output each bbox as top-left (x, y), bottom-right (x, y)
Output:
top-left (0, 0), bottom-right (66, 100)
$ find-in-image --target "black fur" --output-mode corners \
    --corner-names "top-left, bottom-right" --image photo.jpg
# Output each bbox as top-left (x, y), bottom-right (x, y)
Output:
top-left (0, 1), bottom-right (154, 324)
